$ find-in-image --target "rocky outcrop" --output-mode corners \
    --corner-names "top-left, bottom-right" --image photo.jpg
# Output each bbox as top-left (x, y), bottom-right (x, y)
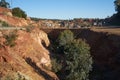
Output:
top-left (0, 28), bottom-right (58, 80)
top-left (0, 15), bottom-right (32, 27)
top-left (0, 7), bottom-right (12, 16)
top-left (0, 7), bottom-right (11, 13)
top-left (15, 28), bottom-right (51, 68)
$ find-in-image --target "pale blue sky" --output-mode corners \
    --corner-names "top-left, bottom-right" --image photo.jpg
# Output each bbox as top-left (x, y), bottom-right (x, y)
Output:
top-left (7, 0), bottom-right (115, 19)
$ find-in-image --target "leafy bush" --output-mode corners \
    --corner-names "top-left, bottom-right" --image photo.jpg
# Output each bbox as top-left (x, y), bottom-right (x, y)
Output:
top-left (114, 0), bottom-right (120, 13)
top-left (2, 21), bottom-right (9, 27)
top-left (26, 26), bottom-right (34, 33)
top-left (57, 30), bottom-right (74, 46)
top-left (0, 20), bottom-right (9, 27)
top-left (12, 7), bottom-right (27, 19)
top-left (53, 30), bottom-right (93, 80)
top-left (4, 31), bottom-right (18, 47)
top-left (51, 58), bottom-right (62, 73)
top-left (64, 39), bottom-right (92, 80)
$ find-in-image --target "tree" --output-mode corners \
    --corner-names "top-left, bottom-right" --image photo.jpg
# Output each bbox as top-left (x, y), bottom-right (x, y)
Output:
top-left (64, 39), bottom-right (92, 80)
top-left (0, 0), bottom-right (10, 8)
top-left (114, 0), bottom-right (120, 13)
top-left (58, 30), bottom-right (74, 47)
top-left (57, 30), bottom-right (92, 80)
top-left (106, 0), bottom-right (120, 26)
top-left (12, 7), bottom-right (27, 19)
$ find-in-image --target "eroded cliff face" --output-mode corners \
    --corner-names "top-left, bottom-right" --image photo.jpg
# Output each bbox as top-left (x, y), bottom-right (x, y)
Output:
top-left (0, 15), bottom-right (33, 27)
top-left (15, 28), bottom-right (51, 68)
top-left (0, 28), bottom-right (58, 80)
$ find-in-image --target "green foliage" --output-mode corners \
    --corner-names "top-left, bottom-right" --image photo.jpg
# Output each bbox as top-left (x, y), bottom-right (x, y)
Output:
top-left (30, 17), bottom-right (41, 22)
top-left (12, 7), bottom-right (27, 19)
top-left (4, 31), bottom-right (18, 47)
top-left (26, 26), bottom-right (34, 33)
top-left (51, 58), bottom-right (62, 73)
top-left (58, 30), bottom-right (74, 46)
top-left (56, 30), bottom-right (92, 80)
top-left (64, 39), bottom-right (92, 80)
top-left (2, 21), bottom-right (9, 27)
top-left (0, 0), bottom-right (10, 8)
top-left (114, 0), bottom-right (120, 13)
top-left (106, 0), bottom-right (120, 26)
top-left (0, 20), bottom-right (9, 27)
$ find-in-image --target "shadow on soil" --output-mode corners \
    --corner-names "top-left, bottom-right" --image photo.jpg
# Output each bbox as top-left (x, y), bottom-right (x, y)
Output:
top-left (25, 57), bottom-right (54, 80)
top-left (42, 28), bottom-right (120, 80)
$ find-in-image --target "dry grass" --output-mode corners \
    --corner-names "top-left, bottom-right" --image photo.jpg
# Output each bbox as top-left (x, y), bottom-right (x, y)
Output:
top-left (91, 26), bottom-right (120, 35)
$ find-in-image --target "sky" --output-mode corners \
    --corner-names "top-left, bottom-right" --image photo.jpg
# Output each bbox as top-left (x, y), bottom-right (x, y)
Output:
top-left (7, 0), bottom-right (115, 19)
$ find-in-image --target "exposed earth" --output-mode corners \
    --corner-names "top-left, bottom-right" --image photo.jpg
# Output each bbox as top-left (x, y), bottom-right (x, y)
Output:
top-left (0, 28), bottom-right (58, 80)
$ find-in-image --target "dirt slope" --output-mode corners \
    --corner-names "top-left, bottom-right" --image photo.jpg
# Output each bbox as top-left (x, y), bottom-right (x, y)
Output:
top-left (0, 28), bottom-right (58, 80)
top-left (0, 7), bottom-right (34, 27)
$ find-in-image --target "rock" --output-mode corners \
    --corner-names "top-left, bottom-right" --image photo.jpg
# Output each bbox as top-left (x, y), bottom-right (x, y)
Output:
top-left (0, 28), bottom-right (58, 80)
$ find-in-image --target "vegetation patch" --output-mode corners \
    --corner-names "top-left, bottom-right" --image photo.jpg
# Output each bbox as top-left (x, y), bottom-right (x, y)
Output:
top-left (26, 26), bottom-right (34, 33)
top-left (0, 20), bottom-right (9, 27)
top-left (51, 30), bottom-right (93, 80)
top-left (1, 72), bottom-right (31, 80)
top-left (12, 7), bottom-right (27, 19)
top-left (4, 31), bottom-right (18, 47)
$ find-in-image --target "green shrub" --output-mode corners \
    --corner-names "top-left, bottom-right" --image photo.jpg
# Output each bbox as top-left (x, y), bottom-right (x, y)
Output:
top-left (51, 58), bottom-right (62, 73)
top-left (56, 30), bottom-right (93, 80)
top-left (2, 72), bottom-right (29, 80)
top-left (2, 21), bottom-right (9, 27)
top-left (64, 39), bottom-right (92, 80)
top-left (12, 7), bottom-right (27, 19)
top-left (26, 26), bottom-right (34, 33)
top-left (0, 20), bottom-right (2, 23)
top-left (0, 20), bottom-right (9, 27)
top-left (4, 31), bottom-right (18, 47)
top-left (57, 30), bottom-right (74, 46)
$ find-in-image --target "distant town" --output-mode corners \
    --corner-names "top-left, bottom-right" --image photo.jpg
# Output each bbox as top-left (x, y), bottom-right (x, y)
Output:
top-left (31, 17), bottom-right (105, 29)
